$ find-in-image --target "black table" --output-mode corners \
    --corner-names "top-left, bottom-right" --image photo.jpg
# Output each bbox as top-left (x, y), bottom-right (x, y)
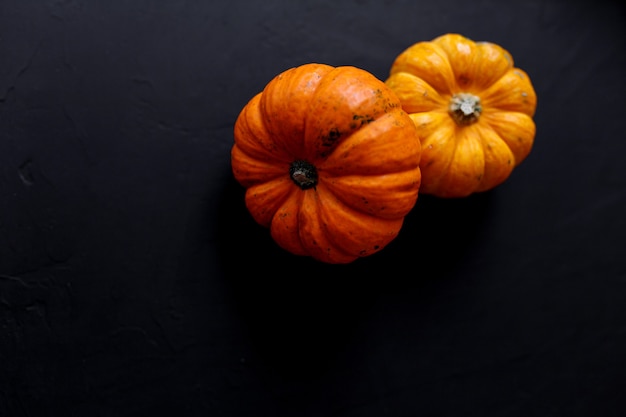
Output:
top-left (1, 1), bottom-right (625, 416)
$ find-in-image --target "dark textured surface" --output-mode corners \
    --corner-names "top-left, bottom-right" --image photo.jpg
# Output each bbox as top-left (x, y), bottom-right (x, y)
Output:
top-left (1, 1), bottom-right (625, 416)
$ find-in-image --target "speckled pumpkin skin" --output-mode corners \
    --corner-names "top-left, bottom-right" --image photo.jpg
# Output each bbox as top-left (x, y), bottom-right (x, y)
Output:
top-left (232, 63), bottom-right (422, 264)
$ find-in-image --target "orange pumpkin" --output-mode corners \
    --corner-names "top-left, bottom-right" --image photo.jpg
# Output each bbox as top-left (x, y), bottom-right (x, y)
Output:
top-left (385, 33), bottom-right (537, 198)
top-left (232, 63), bottom-right (421, 264)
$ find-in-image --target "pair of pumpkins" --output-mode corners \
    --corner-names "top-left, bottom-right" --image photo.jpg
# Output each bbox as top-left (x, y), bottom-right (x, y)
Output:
top-left (231, 33), bottom-right (537, 264)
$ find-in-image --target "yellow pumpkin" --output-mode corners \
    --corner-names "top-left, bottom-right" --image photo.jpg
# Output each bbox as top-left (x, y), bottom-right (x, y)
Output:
top-left (386, 33), bottom-right (537, 197)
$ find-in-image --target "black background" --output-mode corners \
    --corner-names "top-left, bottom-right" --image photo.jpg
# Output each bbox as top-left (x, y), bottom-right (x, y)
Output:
top-left (1, 1), bottom-right (625, 416)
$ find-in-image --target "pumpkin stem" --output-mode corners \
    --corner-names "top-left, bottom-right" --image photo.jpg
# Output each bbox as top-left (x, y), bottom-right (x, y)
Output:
top-left (449, 93), bottom-right (482, 126)
top-left (290, 160), bottom-right (318, 190)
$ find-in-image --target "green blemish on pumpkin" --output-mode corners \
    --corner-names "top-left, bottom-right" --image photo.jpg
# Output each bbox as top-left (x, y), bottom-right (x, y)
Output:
top-left (353, 114), bottom-right (374, 125)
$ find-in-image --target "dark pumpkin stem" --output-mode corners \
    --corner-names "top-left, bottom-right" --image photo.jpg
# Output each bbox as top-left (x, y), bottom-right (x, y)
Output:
top-left (289, 160), bottom-right (318, 190)
top-left (449, 93), bottom-right (482, 126)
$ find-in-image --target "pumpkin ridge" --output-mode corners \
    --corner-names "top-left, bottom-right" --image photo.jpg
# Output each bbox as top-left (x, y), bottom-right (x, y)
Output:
top-left (261, 64), bottom-right (334, 159)
top-left (472, 122), bottom-right (515, 191)
top-left (470, 41), bottom-right (514, 90)
top-left (297, 185), bottom-right (356, 262)
top-left (246, 177), bottom-right (295, 228)
top-left (314, 184), bottom-right (401, 259)
top-left (430, 132), bottom-right (459, 192)
top-left (420, 122), bottom-right (460, 193)
top-left (476, 118), bottom-right (514, 163)
top-left (320, 111), bottom-right (421, 176)
top-left (321, 168), bottom-right (420, 219)
top-left (384, 72), bottom-right (446, 114)
top-left (434, 125), bottom-right (485, 197)
top-left (478, 68), bottom-right (537, 117)
top-left (231, 146), bottom-right (286, 187)
top-left (481, 110), bottom-right (535, 164)
top-left (304, 66), bottom-right (405, 161)
top-left (269, 188), bottom-right (309, 257)
top-left (432, 33), bottom-right (478, 93)
top-left (234, 96), bottom-right (292, 164)
top-left (389, 41), bottom-right (456, 94)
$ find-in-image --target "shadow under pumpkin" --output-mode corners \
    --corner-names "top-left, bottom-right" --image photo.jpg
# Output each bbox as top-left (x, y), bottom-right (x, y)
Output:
top-left (215, 172), bottom-right (492, 377)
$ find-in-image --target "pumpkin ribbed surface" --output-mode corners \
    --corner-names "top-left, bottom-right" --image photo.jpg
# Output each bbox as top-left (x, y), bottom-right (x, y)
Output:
top-left (386, 33), bottom-right (537, 197)
top-left (232, 63), bottom-right (421, 263)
